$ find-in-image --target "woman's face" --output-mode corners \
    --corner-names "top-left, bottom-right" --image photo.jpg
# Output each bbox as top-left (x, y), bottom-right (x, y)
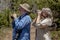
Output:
top-left (41, 11), bottom-right (48, 18)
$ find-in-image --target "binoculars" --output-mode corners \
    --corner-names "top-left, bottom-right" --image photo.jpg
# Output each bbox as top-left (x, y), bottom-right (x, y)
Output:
top-left (11, 16), bottom-right (14, 19)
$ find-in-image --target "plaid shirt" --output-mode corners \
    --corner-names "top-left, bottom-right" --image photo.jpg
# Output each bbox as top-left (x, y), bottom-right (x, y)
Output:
top-left (12, 13), bottom-right (31, 40)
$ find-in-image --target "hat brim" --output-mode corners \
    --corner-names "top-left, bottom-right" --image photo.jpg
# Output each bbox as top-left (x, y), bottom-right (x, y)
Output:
top-left (20, 4), bottom-right (30, 12)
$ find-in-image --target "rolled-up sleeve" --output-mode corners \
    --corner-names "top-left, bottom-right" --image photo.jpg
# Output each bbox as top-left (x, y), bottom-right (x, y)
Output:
top-left (14, 15), bottom-right (31, 30)
top-left (40, 18), bottom-right (52, 26)
top-left (36, 18), bottom-right (52, 27)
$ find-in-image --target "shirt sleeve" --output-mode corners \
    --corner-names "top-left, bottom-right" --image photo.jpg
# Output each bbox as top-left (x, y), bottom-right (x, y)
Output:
top-left (35, 18), bottom-right (52, 27)
top-left (12, 28), bottom-right (17, 40)
top-left (40, 18), bottom-right (52, 26)
top-left (14, 15), bottom-right (31, 30)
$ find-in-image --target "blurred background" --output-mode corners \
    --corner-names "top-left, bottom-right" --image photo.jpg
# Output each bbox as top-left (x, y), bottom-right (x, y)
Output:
top-left (0, 0), bottom-right (60, 40)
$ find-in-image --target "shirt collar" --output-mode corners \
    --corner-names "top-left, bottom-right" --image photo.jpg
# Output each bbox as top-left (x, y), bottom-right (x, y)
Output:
top-left (21, 12), bottom-right (27, 18)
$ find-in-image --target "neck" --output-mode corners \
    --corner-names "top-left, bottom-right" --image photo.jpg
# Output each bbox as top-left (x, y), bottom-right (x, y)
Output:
top-left (21, 11), bottom-right (27, 15)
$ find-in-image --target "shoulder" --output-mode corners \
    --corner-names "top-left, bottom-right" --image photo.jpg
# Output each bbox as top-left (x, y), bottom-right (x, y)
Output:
top-left (25, 15), bottom-right (31, 18)
top-left (23, 15), bottom-right (31, 22)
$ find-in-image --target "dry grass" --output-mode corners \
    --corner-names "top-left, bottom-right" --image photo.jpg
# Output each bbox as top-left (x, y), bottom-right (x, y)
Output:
top-left (0, 27), bottom-right (60, 40)
top-left (0, 27), bottom-right (12, 40)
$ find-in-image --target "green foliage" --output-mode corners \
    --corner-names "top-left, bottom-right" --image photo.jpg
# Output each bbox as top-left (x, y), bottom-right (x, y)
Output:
top-left (51, 31), bottom-right (60, 40)
top-left (0, 0), bottom-right (60, 27)
top-left (0, 8), bottom-right (11, 27)
top-left (11, 0), bottom-right (60, 26)
top-left (0, 0), bottom-right (60, 40)
top-left (30, 13), bottom-right (37, 19)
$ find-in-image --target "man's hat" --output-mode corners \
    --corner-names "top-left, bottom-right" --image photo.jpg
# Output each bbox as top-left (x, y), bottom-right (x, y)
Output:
top-left (19, 3), bottom-right (30, 12)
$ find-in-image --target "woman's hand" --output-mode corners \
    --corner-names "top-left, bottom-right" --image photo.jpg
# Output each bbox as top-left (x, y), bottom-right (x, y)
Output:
top-left (37, 10), bottom-right (41, 16)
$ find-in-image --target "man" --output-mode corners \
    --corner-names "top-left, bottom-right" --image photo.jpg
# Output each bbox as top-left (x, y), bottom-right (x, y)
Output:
top-left (11, 3), bottom-right (31, 40)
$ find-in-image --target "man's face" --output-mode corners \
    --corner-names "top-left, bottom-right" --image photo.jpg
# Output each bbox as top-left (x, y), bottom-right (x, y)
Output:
top-left (19, 7), bottom-right (24, 13)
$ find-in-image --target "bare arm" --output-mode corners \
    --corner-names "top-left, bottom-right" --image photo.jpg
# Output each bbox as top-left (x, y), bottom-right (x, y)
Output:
top-left (36, 10), bottom-right (41, 24)
top-left (32, 18), bottom-right (37, 27)
top-left (36, 15), bottom-right (41, 23)
top-left (32, 10), bottom-right (41, 27)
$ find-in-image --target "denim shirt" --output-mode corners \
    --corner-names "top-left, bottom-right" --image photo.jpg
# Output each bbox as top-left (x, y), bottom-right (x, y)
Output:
top-left (12, 13), bottom-right (31, 40)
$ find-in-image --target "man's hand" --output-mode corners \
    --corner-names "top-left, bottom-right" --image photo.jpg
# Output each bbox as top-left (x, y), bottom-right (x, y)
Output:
top-left (11, 13), bottom-right (17, 19)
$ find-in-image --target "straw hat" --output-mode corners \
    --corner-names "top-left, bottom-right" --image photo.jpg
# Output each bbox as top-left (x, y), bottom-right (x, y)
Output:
top-left (19, 3), bottom-right (30, 12)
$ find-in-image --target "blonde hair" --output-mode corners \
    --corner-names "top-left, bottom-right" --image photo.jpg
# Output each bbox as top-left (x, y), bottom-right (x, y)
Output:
top-left (42, 8), bottom-right (53, 19)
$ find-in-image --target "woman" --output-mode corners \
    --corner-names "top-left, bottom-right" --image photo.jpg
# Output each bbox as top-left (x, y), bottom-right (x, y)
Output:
top-left (32, 8), bottom-right (53, 40)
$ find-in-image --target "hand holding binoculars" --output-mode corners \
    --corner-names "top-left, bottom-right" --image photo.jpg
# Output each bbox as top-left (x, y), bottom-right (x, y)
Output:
top-left (11, 13), bottom-right (17, 19)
